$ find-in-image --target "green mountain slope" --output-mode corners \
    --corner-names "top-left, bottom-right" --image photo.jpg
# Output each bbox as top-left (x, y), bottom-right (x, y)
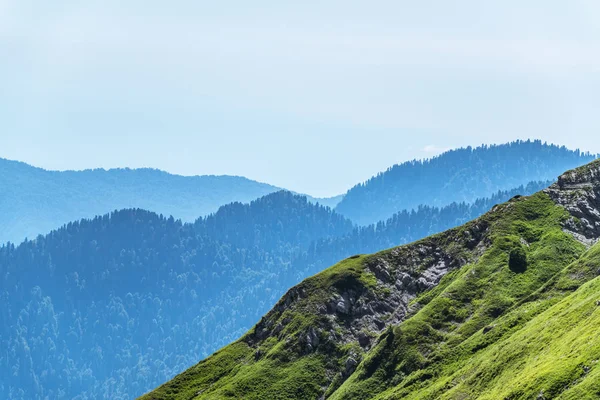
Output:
top-left (141, 159), bottom-right (600, 400)
top-left (0, 184), bottom-right (554, 399)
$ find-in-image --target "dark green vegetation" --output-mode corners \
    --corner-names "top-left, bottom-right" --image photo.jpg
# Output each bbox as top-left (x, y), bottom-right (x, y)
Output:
top-left (1, 183), bottom-right (553, 400)
top-left (0, 158), bottom-right (340, 245)
top-left (335, 140), bottom-right (597, 225)
top-left (508, 245), bottom-right (528, 272)
top-left (143, 159), bottom-right (600, 399)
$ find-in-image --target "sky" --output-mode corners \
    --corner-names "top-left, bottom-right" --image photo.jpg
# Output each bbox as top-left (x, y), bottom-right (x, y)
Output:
top-left (1, 1), bottom-right (600, 197)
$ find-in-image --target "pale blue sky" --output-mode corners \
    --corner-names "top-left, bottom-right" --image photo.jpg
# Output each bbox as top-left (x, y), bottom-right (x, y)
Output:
top-left (2, 1), bottom-right (600, 196)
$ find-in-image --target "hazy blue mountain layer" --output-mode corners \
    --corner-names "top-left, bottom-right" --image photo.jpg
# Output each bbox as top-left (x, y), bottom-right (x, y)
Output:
top-left (0, 159), bottom-right (340, 245)
top-left (2, 140), bottom-right (593, 245)
top-left (335, 140), bottom-right (597, 225)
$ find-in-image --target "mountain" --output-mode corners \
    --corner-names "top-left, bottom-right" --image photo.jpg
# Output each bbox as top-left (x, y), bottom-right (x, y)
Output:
top-left (3, 140), bottom-right (592, 246)
top-left (0, 181), bottom-right (550, 400)
top-left (0, 191), bottom-right (353, 400)
top-left (142, 159), bottom-right (600, 399)
top-left (335, 140), bottom-right (597, 225)
top-left (2, 141), bottom-right (592, 245)
top-left (303, 180), bottom-right (553, 264)
top-left (0, 158), bottom-right (341, 245)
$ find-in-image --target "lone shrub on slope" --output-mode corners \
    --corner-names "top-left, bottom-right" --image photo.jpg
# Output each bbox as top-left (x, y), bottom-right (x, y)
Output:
top-left (509, 245), bottom-right (528, 273)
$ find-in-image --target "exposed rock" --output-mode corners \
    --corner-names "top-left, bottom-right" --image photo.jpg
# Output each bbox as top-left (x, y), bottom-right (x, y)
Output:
top-left (357, 331), bottom-right (372, 347)
top-left (244, 215), bottom-right (491, 394)
top-left (332, 290), bottom-right (359, 315)
top-left (303, 326), bottom-right (321, 353)
top-left (421, 260), bottom-right (448, 287)
top-left (272, 323), bottom-right (284, 337)
top-left (537, 390), bottom-right (546, 400)
top-left (545, 160), bottom-right (600, 245)
top-left (344, 357), bottom-right (358, 376)
top-left (309, 327), bottom-right (320, 344)
top-left (370, 260), bottom-right (392, 282)
top-left (336, 297), bottom-right (350, 315)
top-left (583, 365), bottom-right (591, 374)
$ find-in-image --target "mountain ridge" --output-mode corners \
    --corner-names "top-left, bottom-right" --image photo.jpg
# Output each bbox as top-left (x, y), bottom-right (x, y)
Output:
top-left (141, 159), bottom-right (600, 399)
top-left (3, 140), bottom-right (595, 244)
top-left (0, 180), bottom-right (555, 400)
top-left (335, 140), bottom-right (597, 225)
top-left (0, 157), bottom-right (341, 244)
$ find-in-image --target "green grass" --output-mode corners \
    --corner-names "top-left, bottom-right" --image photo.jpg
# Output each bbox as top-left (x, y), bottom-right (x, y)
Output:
top-left (404, 244), bottom-right (600, 400)
top-left (139, 255), bottom-right (377, 400)
top-left (141, 187), bottom-right (600, 400)
top-left (323, 193), bottom-right (588, 400)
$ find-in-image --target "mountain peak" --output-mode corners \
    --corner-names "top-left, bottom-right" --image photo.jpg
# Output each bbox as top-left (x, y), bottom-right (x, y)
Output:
top-left (142, 160), bottom-right (600, 400)
top-left (335, 141), bottom-right (597, 225)
top-left (555, 158), bottom-right (600, 189)
top-left (545, 158), bottom-right (600, 245)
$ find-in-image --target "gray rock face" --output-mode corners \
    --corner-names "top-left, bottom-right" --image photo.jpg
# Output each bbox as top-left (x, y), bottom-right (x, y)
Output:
top-left (244, 179), bottom-right (527, 398)
top-left (250, 218), bottom-right (490, 358)
top-left (344, 357), bottom-right (358, 376)
top-left (235, 159), bottom-right (600, 400)
top-left (303, 326), bottom-right (320, 353)
top-left (545, 160), bottom-right (600, 245)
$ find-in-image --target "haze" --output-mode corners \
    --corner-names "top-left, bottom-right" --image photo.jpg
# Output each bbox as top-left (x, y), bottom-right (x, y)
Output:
top-left (2, 1), bottom-right (600, 196)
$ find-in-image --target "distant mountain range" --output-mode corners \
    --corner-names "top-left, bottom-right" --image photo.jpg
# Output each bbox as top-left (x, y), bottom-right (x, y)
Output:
top-left (335, 140), bottom-right (598, 225)
top-left (0, 192), bottom-right (354, 400)
top-left (1, 140), bottom-right (595, 246)
top-left (143, 159), bottom-right (600, 400)
top-left (0, 158), bottom-right (341, 245)
top-left (1, 182), bottom-right (555, 400)
top-left (1, 140), bottom-right (598, 399)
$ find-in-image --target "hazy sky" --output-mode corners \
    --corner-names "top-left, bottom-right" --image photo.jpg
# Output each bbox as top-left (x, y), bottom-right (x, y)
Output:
top-left (2, 1), bottom-right (600, 196)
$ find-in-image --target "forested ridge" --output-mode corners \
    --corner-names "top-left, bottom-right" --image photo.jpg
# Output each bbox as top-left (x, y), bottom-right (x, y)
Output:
top-left (303, 180), bottom-right (552, 266)
top-left (1, 141), bottom-right (597, 399)
top-left (2, 140), bottom-right (591, 246)
top-left (0, 159), bottom-right (340, 245)
top-left (335, 140), bottom-right (597, 224)
top-left (142, 159), bottom-right (600, 400)
top-left (0, 192), bottom-right (352, 399)
top-left (1, 182), bottom-right (552, 399)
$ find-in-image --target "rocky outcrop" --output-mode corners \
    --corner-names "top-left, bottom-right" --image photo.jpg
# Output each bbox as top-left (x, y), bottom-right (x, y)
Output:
top-left (243, 161), bottom-right (600, 397)
top-left (247, 218), bottom-right (490, 393)
top-left (545, 160), bottom-right (600, 245)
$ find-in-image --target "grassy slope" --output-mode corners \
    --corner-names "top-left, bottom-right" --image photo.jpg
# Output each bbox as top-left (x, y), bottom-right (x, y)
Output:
top-left (139, 256), bottom-right (375, 400)
top-left (331, 192), bottom-right (586, 399)
top-left (389, 243), bottom-right (600, 400)
top-left (141, 189), bottom-right (600, 399)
